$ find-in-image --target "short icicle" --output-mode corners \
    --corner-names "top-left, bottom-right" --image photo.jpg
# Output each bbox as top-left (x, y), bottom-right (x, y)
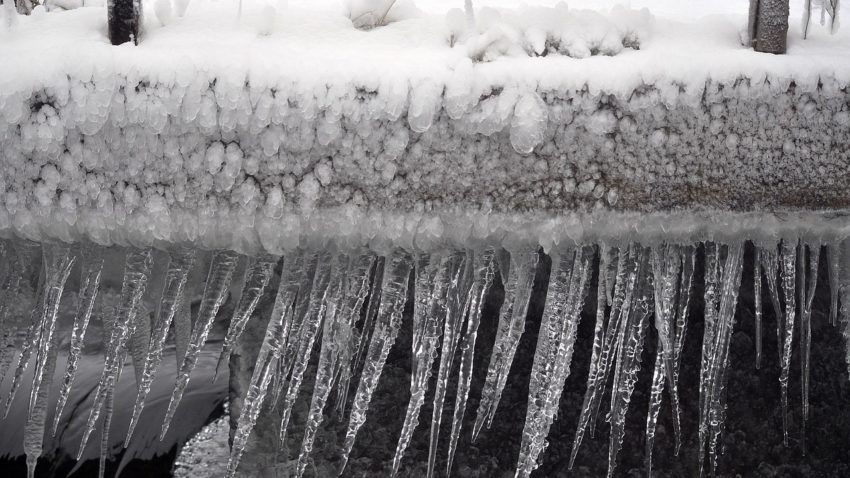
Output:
top-left (473, 249), bottom-right (539, 441)
top-left (125, 246), bottom-right (196, 446)
top-left (447, 247), bottom-right (497, 476)
top-left (339, 249), bottom-right (414, 475)
top-left (161, 250), bottom-right (240, 439)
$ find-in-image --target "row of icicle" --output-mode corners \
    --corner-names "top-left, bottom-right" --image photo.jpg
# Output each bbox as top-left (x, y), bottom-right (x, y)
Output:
top-left (0, 237), bottom-right (847, 478)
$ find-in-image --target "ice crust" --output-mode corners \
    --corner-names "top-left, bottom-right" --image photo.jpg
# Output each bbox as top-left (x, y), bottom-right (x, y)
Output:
top-left (1, 4), bottom-right (850, 252)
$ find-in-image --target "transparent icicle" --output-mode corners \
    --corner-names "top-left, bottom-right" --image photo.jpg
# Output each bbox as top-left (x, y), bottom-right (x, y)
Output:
top-left (447, 248), bottom-right (497, 475)
top-left (0, 241), bottom-right (42, 390)
top-left (24, 324), bottom-right (59, 478)
top-left (800, 242), bottom-right (819, 453)
top-left (516, 246), bottom-right (592, 478)
top-left (3, 242), bottom-right (46, 417)
top-left (699, 243), bottom-right (744, 474)
top-left (53, 245), bottom-right (104, 436)
top-left (606, 246), bottom-right (652, 478)
top-left (226, 251), bottom-right (311, 478)
top-left (78, 248), bottom-right (153, 459)
top-left (473, 249), bottom-right (539, 440)
top-left (270, 253), bottom-right (320, 409)
top-left (426, 251), bottom-right (472, 478)
top-left (644, 244), bottom-right (684, 475)
top-left (100, 347), bottom-right (125, 478)
top-left (173, 284), bottom-right (191, 369)
top-left (339, 249), bottom-right (414, 475)
top-left (697, 243), bottom-right (721, 476)
top-left (298, 253), bottom-right (375, 478)
top-left (161, 250), bottom-right (240, 439)
top-left (755, 246), bottom-right (763, 369)
top-left (125, 247), bottom-right (196, 446)
top-left (671, 245), bottom-right (696, 455)
top-left (27, 244), bottom-right (76, 426)
top-left (278, 252), bottom-right (343, 444)
top-left (128, 307), bottom-right (151, 386)
top-left (759, 245), bottom-right (784, 367)
top-left (336, 256), bottom-right (384, 417)
top-left (779, 240), bottom-right (797, 447)
top-left (569, 245), bottom-right (615, 468)
top-left (828, 242), bottom-right (840, 326)
top-left (215, 254), bottom-right (277, 380)
top-left (391, 252), bottom-right (457, 477)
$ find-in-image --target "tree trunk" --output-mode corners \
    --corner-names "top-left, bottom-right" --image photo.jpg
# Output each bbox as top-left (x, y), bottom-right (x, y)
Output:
top-left (750, 0), bottom-right (790, 54)
top-left (108, 0), bottom-right (142, 45)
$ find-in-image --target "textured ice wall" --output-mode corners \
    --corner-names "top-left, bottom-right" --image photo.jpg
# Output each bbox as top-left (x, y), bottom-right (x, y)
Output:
top-left (2, 74), bottom-right (849, 252)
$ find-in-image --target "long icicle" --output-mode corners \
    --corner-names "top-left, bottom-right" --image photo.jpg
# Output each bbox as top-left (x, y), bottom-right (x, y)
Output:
top-left (78, 248), bottom-right (153, 459)
top-left (759, 245), bottom-right (783, 367)
top-left (568, 245), bottom-right (614, 468)
top-left (517, 246), bottom-right (592, 478)
top-left (800, 242), bottom-right (819, 454)
top-left (828, 241), bottom-right (840, 326)
top-left (645, 244), bottom-right (683, 475)
top-left (447, 248), bottom-right (497, 476)
top-left (336, 256), bottom-right (384, 417)
top-left (215, 254), bottom-right (278, 381)
top-left (339, 249), bottom-right (414, 475)
top-left (24, 321), bottom-right (59, 478)
top-left (161, 250), bottom-right (240, 439)
top-left (297, 252), bottom-right (375, 478)
top-left (697, 242), bottom-right (721, 477)
top-left (125, 246), bottom-right (196, 446)
top-left (473, 249), bottom-right (539, 441)
top-left (53, 244), bottom-right (104, 436)
top-left (278, 251), bottom-right (342, 445)
top-left (391, 252), bottom-right (457, 476)
top-left (779, 239), bottom-right (797, 447)
top-left (606, 245), bottom-right (651, 478)
top-left (671, 245), bottom-right (695, 455)
top-left (27, 243), bottom-right (76, 425)
top-left (226, 251), bottom-right (310, 478)
top-left (0, 241), bottom-right (42, 391)
top-left (426, 250), bottom-right (473, 478)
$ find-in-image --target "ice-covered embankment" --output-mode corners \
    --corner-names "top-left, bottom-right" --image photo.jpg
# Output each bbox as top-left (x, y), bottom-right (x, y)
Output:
top-left (2, 1), bottom-right (850, 477)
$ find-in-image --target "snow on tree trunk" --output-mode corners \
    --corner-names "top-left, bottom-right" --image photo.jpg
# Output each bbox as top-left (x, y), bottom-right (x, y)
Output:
top-left (108, 0), bottom-right (142, 45)
top-left (751, 0), bottom-right (790, 54)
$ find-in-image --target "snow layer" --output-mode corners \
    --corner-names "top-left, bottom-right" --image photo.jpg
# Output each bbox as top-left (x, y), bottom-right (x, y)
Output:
top-left (1, 3), bottom-right (850, 252)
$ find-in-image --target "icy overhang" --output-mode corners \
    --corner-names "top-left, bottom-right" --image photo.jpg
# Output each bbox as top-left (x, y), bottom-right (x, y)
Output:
top-left (1, 5), bottom-right (850, 252)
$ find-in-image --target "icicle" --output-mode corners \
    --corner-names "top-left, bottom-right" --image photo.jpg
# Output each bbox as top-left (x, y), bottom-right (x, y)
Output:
top-left (391, 252), bottom-right (457, 476)
top-left (0, 241), bottom-right (42, 391)
top-left (426, 250), bottom-right (472, 478)
top-left (779, 240), bottom-right (797, 447)
top-left (227, 251), bottom-right (311, 478)
top-left (24, 310), bottom-right (60, 478)
top-left (755, 246), bottom-right (763, 369)
top-left (215, 255), bottom-right (277, 381)
top-left (828, 242), bottom-right (840, 326)
top-left (606, 246), bottom-right (652, 478)
top-left (337, 256), bottom-right (385, 416)
top-left (3, 241), bottom-right (46, 417)
top-left (759, 245), bottom-right (783, 367)
top-left (173, 284), bottom-right (191, 369)
top-left (278, 252), bottom-right (344, 445)
top-left (53, 245), bottom-right (104, 436)
top-left (125, 247), bottom-right (196, 446)
top-left (128, 306), bottom-right (151, 387)
top-left (645, 244), bottom-right (683, 475)
top-left (473, 249), bottom-right (539, 440)
top-left (447, 248), bottom-right (497, 475)
top-left (297, 252), bottom-right (375, 478)
top-left (27, 243), bottom-right (76, 426)
top-left (569, 245), bottom-right (615, 468)
top-left (671, 245), bottom-right (695, 455)
top-left (161, 250), bottom-right (240, 439)
top-left (516, 246), bottom-right (592, 478)
top-left (339, 249), bottom-right (414, 475)
top-left (78, 248), bottom-right (153, 459)
top-left (800, 242), bottom-right (819, 453)
top-left (697, 243), bottom-right (744, 476)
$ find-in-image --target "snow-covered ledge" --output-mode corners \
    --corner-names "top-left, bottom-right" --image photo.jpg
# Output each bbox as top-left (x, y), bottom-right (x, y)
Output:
top-left (1, 3), bottom-right (850, 253)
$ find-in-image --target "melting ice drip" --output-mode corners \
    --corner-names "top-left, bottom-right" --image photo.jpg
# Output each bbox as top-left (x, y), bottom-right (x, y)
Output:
top-left (0, 237), bottom-right (849, 478)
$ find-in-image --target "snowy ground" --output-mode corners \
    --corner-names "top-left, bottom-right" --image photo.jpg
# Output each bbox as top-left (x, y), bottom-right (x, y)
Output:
top-left (1, 1), bottom-right (849, 251)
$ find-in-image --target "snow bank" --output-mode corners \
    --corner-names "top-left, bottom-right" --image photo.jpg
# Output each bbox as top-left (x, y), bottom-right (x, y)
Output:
top-left (1, 3), bottom-right (849, 252)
